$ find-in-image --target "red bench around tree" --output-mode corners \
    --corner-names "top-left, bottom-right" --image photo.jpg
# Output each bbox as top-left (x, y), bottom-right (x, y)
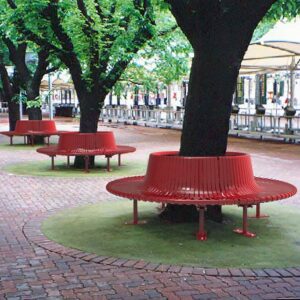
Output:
top-left (107, 151), bottom-right (297, 240)
top-left (36, 131), bottom-right (136, 172)
top-left (0, 120), bottom-right (60, 145)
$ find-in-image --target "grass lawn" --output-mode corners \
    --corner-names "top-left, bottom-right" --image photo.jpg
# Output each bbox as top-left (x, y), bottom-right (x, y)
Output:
top-left (0, 143), bottom-right (46, 150)
top-left (4, 159), bottom-right (147, 178)
top-left (42, 201), bottom-right (300, 268)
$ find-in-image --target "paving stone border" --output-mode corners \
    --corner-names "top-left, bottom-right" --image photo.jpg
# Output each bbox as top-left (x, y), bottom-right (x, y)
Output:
top-left (23, 209), bottom-right (300, 279)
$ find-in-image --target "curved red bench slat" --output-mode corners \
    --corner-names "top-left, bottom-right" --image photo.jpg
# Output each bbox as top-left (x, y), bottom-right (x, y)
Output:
top-left (36, 131), bottom-right (136, 172)
top-left (0, 120), bottom-right (60, 145)
top-left (107, 151), bottom-right (296, 205)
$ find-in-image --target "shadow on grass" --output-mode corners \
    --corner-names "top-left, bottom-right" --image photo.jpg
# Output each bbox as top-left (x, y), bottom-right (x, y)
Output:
top-left (42, 201), bottom-right (300, 268)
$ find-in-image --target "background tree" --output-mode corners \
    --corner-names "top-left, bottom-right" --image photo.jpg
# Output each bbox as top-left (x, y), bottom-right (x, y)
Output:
top-left (0, 43), bottom-right (20, 130)
top-left (5, 0), bottom-right (159, 134)
top-left (0, 4), bottom-right (60, 126)
top-left (119, 22), bottom-right (191, 100)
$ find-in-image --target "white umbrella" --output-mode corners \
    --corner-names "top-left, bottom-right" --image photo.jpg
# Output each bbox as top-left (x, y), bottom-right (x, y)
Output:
top-left (241, 19), bottom-right (300, 105)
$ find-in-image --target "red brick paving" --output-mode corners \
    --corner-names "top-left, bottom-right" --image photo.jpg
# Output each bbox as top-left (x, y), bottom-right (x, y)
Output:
top-left (0, 120), bottom-right (300, 299)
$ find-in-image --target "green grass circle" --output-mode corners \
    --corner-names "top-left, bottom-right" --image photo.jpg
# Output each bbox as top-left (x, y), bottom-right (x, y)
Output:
top-left (4, 159), bottom-right (146, 177)
top-left (42, 201), bottom-right (300, 268)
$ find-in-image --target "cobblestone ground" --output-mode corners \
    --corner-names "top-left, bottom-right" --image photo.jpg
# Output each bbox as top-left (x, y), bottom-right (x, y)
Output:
top-left (0, 119), bottom-right (300, 299)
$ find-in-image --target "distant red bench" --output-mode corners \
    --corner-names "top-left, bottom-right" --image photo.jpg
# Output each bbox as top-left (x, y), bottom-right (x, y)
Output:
top-left (0, 120), bottom-right (60, 145)
top-left (36, 131), bottom-right (136, 172)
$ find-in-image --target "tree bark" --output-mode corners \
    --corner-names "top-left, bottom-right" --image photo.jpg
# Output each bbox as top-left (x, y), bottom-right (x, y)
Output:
top-left (0, 61), bottom-right (20, 130)
top-left (73, 90), bottom-right (106, 168)
top-left (160, 0), bottom-right (276, 223)
top-left (8, 100), bottom-right (20, 131)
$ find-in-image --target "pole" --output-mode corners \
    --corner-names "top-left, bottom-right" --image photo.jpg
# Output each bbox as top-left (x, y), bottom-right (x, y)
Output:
top-left (248, 77), bottom-right (251, 115)
top-left (48, 71), bottom-right (53, 119)
top-left (290, 57), bottom-right (296, 108)
top-left (255, 74), bottom-right (260, 105)
top-left (19, 91), bottom-right (23, 120)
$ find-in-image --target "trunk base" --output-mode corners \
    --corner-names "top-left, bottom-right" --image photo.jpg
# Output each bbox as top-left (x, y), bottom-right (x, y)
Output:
top-left (159, 204), bottom-right (198, 223)
top-left (206, 205), bottom-right (223, 223)
top-left (159, 204), bottom-right (223, 223)
top-left (27, 135), bottom-right (45, 145)
top-left (74, 156), bottom-right (95, 169)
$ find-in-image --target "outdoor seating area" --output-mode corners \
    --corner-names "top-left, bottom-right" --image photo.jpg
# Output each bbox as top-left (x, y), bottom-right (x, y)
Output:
top-left (0, 120), bottom-right (60, 145)
top-left (36, 131), bottom-right (136, 172)
top-left (2, 1), bottom-right (300, 298)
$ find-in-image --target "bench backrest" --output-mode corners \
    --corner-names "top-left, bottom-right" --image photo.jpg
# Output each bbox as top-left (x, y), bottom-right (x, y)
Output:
top-left (57, 131), bottom-right (117, 152)
top-left (39, 120), bottom-right (57, 132)
top-left (95, 131), bottom-right (116, 150)
top-left (15, 120), bottom-right (38, 132)
top-left (14, 120), bottom-right (57, 133)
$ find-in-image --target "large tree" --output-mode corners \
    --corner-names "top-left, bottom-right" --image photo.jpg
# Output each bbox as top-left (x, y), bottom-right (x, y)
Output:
top-left (160, 0), bottom-right (300, 222)
top-left (0, 4), bottom-right (59, 124)
top-left (5, 0), bottom-right (159, 134)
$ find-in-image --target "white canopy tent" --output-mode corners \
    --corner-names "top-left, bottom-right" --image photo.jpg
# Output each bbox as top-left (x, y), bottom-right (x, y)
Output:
top-left (240, 19), bottom-right (300, 105)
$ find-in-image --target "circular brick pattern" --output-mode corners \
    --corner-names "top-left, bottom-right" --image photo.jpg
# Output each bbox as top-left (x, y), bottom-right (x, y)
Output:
top-left (23, 209), bottom-right (300, 279)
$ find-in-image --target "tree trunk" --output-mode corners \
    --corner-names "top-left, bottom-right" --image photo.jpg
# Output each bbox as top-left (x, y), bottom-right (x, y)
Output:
top-left (8, 100), bottom-right (20, 131)
top-left (0, 62), bottom-right (20, 131)
top-left (74, 91), bottom-right (105, 168)
top-left (160, 1), bottom-right (276, 223)
top-left (27, 107), bottom-right (42, 120)
top-left (26, 87), bottom-right (43, 144)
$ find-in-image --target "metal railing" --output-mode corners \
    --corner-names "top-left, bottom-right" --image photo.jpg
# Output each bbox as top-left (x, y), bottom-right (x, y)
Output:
top-left (101, 107), bottom-right (300, 142)
top-left (0, 102), bottom-right (8, 112)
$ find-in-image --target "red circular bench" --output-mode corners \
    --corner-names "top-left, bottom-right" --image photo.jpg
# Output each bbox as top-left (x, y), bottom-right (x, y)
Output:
top-left (107, 151), bottom-right (297, 240)
top-left (37, 131), bottom-right (136, 172)
top-left (0, 120), bottom-right (60, 145)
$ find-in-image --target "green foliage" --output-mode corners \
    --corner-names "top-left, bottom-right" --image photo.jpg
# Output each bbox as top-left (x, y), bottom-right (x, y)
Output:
top-left (25, 95), bottom-right (42, 108)
top-left (253, 0), bottom-right (300, 41)
top-left (120, 11), bottom-right (191, 90)
top-left (266, 0), bottom-right (300, 21)
top-left (2, 0), bottom-right (158, 95)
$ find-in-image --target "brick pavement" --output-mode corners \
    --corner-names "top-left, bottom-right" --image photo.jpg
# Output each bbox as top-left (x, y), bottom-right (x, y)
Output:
top-left (0, 122), bottom-right (300, 299)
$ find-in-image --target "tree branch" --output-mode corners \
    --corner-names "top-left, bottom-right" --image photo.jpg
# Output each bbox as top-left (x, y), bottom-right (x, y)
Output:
top-left (5, 0), bottom-right (66, 57)
top-left (0, 59), bottom-right (13, 98)
top-left (93, 0), bottom-right (105, 21)
top-left (157, 24), bottom-right (178, 37)
top-left (31, 49), bottom-right (50, 91)
top-left (45, 66), bottom-right (59, 74)
top-left (76, 0), bottom-right (100, 78)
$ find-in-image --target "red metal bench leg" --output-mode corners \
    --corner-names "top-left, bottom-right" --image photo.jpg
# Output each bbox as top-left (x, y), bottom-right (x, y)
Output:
top-left (10, 136), bottom-right (13, 145)
top-left (249, 203), bottom-right (269, 219)
top-left (133, 200), bottom-right (138, 224)
top-left (233, 205), bottom-right (256, 238)
top-left (47, 136), bottom-right (50, 146)
top-left (51, 156), bottom-right (55, 170)
top-left (67, 156), bottom-right (70, 168)
top-left (118, 154), bottom-right (121, 166)
top-left (84, 156), bottom-right (89, 173)
top-left (31, 135), bottom-right (34, 146)
top-left (196, 206), bottom-right (207, 241)
top-left (106, 156), bottom-right (111, 172)
top-left (125, 200), bottom-right (147, 225)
